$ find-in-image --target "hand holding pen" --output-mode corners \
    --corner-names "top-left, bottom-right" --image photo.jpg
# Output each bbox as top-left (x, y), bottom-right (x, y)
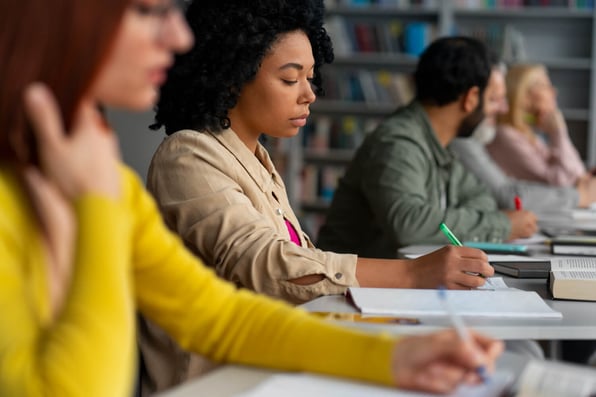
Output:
top-left (390, 318), bottom-right (503, 392)
top-left (439, 223), bottom-right (494, 287)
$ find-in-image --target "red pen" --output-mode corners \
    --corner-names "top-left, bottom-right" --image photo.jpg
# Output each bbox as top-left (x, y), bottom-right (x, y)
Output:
top-left (514, 195), bottom-right (523, 211)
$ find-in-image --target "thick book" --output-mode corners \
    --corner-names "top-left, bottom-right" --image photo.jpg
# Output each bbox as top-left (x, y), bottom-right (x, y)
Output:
top-left (550, 235), bottom-right (596, 256)
top-left (549, 257), bottom-right (596, 301)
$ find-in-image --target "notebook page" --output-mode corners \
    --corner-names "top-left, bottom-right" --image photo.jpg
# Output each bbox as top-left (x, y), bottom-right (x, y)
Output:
top-left (347, 288), bottom-right (562, 318)
top-left (237, 371), bottom-right (513, 397)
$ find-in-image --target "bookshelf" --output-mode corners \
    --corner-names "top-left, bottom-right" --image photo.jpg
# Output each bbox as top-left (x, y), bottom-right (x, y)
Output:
top-left (281, 0), bottom-right (596, 239)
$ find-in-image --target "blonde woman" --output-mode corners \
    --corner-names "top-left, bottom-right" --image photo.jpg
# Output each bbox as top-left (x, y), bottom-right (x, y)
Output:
top-left (487, 64), bottom-right (586, 187)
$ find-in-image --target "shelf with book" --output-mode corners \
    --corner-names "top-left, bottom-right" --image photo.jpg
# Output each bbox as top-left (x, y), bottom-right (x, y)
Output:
top-left (451, 5), bottom-right (596, 162)
top-left (286, 0), bottom-right (596, 241)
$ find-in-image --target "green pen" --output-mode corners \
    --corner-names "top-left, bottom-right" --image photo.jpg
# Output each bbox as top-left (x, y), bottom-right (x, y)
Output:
top-left (439, 222), bottom-right (462, 246)
top-left (439, 222), bottom-right (488, 280)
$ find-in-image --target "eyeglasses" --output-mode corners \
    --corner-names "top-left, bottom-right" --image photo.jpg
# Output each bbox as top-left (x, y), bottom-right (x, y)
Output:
top-left (130, 0), bottom-right (190, 37)
top-left (131, 0), bottom-right (189, 18)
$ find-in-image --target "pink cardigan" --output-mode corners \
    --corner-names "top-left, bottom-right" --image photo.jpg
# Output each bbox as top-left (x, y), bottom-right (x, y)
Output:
top-left (487, 124), bottom-right (585, 187)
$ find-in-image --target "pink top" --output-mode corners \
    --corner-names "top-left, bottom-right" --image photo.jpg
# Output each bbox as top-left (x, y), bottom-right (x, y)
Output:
top-left (487, 124), bottom-right (585, 187)
top-left (285, 219), bottom-right (301, 246)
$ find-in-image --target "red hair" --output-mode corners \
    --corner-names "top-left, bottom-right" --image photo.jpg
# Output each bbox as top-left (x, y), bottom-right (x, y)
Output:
top-left (0, 0), bottom-right (129, 164)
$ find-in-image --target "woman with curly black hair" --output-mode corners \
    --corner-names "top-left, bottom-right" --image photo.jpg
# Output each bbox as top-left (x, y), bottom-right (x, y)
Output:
top-left (141, 0), bottom-right (499, 392)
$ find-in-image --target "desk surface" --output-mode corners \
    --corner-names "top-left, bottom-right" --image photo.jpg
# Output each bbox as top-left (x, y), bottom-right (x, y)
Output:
top-left (158, 352), bottom-right (528, 397)
top-left (301, 276), bottom-right (596, 340)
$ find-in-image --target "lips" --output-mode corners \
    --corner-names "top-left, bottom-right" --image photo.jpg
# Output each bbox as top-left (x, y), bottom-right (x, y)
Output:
top-left (148, 68), bottom-right (168, 85)
top-left (290, 113), bottom-right (309, 128)
top-left (149, 60), bottom-right (173, 85)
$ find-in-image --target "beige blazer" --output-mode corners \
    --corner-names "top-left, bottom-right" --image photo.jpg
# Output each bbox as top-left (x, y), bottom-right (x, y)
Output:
top-left (139, 128), bottom-right (357, 394)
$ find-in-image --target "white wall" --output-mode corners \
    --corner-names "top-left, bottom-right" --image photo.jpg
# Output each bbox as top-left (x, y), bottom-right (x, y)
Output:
top-left (107, 108), bottom-right (166, 182)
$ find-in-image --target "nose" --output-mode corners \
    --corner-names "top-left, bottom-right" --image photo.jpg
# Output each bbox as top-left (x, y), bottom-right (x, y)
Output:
top-left (159, 10), bottom-right (194, 53)
top-left (300, 80), bottom-right (316, 104)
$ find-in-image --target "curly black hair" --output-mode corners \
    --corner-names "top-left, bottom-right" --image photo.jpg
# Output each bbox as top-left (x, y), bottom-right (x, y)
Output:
top-left (151, 0), bottom-right (334, 135)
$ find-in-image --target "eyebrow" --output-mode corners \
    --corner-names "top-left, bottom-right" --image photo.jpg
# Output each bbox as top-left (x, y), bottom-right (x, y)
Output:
top-left (278, 63), bottom-right (315, 71)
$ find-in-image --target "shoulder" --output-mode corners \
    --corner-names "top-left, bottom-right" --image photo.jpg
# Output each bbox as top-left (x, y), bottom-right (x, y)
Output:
top-left (152, 130), bottom-right (218, 161)
top-left (495, 124), bottom-right (524, 140)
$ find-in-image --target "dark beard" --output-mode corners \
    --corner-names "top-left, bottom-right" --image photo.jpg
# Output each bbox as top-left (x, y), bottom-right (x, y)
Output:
top-left (457, 100), bottom-right (485, 138)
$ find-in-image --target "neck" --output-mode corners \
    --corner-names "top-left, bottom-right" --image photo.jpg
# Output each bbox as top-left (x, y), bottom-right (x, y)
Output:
top-left (422, 103), bottom-right (461, 147)
top-left (228, 111), bottom-right (260, 154)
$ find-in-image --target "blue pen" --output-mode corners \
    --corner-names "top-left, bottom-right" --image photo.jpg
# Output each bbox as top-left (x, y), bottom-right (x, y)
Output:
top-left (438, 286), bottom-right (489, 383)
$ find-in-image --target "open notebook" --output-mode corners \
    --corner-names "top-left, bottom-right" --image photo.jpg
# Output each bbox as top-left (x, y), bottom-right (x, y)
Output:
top-left (346, 288), bottom-right (562, 318)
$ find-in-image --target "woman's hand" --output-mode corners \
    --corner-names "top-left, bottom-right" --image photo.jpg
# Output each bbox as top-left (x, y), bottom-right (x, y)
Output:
top-left (409, 246), bottom-right (493, 290)
top-left (23, 83), bottom-right (121, 200)
top-left (21, 82), bottom-right (122, 316)
top-left (22, 167), bottom-right (76, 318)
top-left (391, 329), bottom-right (504, 394)
top-left (536, 109), bottom-right (565, 137)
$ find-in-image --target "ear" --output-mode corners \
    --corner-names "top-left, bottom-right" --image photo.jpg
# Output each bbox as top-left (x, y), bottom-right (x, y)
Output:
top-left (461, 86), bottom-right (480, 113)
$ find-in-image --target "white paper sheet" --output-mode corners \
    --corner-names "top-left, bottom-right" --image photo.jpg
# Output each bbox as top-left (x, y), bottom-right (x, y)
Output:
top-left (236, 372), bottom-right (513, 397)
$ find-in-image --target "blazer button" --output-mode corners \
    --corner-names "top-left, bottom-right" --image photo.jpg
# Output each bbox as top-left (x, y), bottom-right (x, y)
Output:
top-left (276, 208), bottom-right (283, 216)
top-left (334, 272), bottom-right (343, 280)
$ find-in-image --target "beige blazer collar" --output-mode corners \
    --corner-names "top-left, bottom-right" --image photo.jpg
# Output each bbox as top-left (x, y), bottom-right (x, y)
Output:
top-left (208, 128), bottom-right (281, 193)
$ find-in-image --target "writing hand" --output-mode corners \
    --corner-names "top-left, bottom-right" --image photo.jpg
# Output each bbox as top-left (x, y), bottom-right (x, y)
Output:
top-left (410, 246), bottom-right (493, 290)
top-left (391, 329), bottom-right (504, 393)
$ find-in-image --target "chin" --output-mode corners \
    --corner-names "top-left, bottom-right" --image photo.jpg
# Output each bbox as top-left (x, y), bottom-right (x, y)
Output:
top-left (111, 92), bottom-right (157, 112)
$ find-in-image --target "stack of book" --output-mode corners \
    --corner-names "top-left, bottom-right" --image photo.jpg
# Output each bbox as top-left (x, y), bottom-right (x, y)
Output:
top-left (550, 235), bottom-right (596, 256)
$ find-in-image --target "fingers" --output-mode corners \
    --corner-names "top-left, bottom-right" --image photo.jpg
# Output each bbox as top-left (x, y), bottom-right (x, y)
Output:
top-left (450, 274), bottom-right (487, 290)
top-left (419, 246), bottom-right (493, 289)
top-left (438, 245), bottom-right (488, 261)
top-left (392, 330), bottom-right (503, 394)
top-left (23, 83), bottom-right (65, 150)
top-left (411, 363), bottom-right (468, 394)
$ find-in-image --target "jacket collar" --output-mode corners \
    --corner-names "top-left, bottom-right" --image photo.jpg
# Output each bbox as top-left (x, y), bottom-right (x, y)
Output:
top-left (411, 101), bottom-right (454, 169)
top-left (208, 128), bottom-right (281, 192)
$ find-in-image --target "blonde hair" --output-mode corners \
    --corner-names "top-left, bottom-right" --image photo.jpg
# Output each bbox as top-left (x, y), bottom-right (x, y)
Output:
top-left (497, 63), bottom-right (547, 141)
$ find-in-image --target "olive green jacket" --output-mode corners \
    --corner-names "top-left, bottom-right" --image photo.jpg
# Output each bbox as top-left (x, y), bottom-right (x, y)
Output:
top-left (318, 101), bottom-right (511, 258)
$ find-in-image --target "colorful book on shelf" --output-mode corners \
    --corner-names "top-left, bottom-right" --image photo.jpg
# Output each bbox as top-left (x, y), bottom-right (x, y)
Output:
top-left (549, 257), bottom-right (596, 301)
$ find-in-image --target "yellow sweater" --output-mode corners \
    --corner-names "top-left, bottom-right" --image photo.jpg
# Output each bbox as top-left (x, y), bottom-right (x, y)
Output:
top-left (0, 164), bottom-right (396, 396)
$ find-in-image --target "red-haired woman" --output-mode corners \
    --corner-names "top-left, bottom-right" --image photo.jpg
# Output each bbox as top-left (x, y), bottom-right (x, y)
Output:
top-left (0, 1), bottom-right (502, 396)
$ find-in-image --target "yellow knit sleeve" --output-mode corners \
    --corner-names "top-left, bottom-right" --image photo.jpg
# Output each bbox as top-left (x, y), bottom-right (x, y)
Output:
top-left (0, 185), bottom-right (136, 396)
top-left (127, 167), bottom-right (398, 386)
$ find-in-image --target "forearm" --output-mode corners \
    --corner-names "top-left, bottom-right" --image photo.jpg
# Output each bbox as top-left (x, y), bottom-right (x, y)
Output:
top-left (355, 257), bottom-right (413, 289)
top-left (386, 201), bottom-right (510, 246)
top-left (135, 242), bottom-right (395, 386)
